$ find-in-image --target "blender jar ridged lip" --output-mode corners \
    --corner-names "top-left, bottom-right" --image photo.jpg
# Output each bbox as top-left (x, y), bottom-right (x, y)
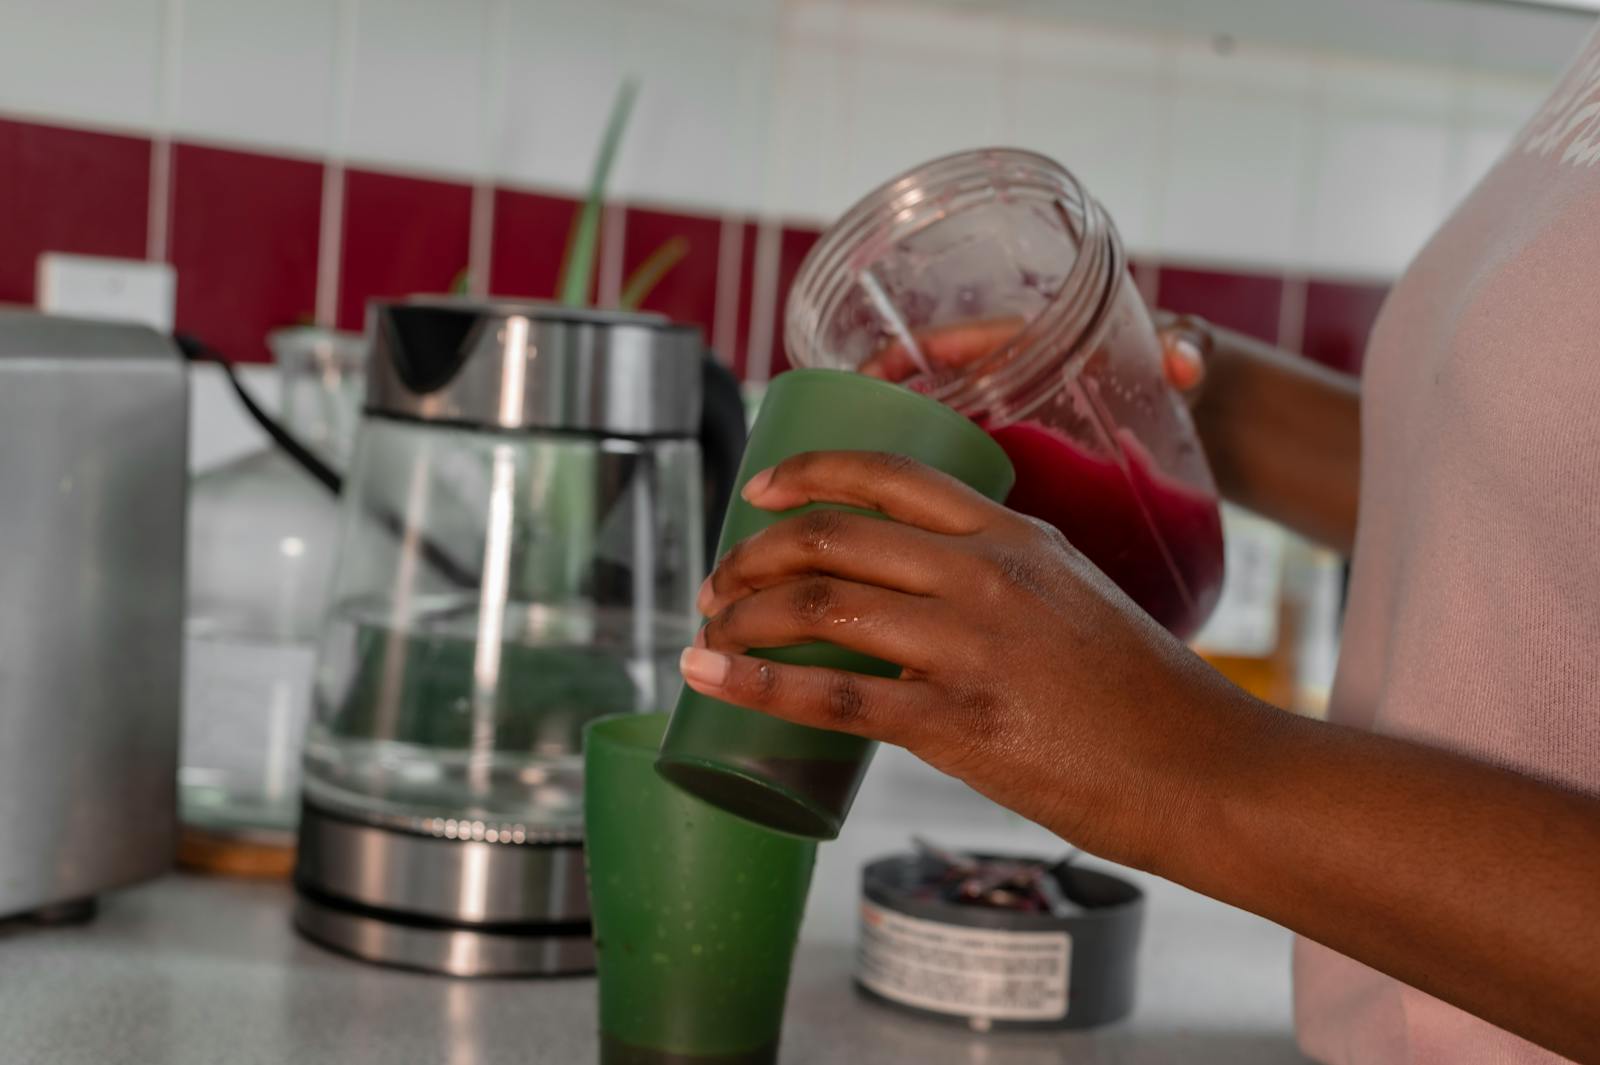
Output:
top-left (786, 147), bottom-right (1124, 422)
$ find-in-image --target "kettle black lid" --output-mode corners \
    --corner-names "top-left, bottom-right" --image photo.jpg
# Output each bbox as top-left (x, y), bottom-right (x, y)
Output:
top-left (365, 297), bottom-right (705, 436)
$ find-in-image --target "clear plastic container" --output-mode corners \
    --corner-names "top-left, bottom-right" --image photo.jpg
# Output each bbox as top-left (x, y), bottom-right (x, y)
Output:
top-left (180, 327), bottom-right (365, 848)
top-left (786, 148), bottom-right (1224, 637)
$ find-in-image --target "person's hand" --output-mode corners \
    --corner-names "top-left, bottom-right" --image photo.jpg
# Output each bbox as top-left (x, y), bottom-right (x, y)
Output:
top-left (1154, 311), bottom-right (1211, 399)
top-left (857, 310), bottom-right (1212, 402)
top-left (679, 451), bottom-right (1255, 865)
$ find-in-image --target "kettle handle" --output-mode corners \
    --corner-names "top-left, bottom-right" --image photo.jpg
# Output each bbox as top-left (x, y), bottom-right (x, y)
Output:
top-left (698, 351), bottom-right (747, 574)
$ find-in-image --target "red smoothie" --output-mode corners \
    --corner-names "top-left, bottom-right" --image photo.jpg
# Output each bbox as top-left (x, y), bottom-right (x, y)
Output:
top-left (984, 420), bottom-right (1224, 638)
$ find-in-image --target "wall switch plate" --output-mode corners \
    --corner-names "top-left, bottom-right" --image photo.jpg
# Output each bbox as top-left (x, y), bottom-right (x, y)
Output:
top-left (36, 253), bottom-right (177, 333)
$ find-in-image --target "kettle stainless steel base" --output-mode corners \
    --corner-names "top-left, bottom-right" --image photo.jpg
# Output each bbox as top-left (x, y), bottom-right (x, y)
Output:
top-left (293, 805), bottom-right (593, 977)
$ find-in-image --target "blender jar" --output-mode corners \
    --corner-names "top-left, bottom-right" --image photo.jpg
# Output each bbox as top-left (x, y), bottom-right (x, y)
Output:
top-left (786, 148), bottom-right (1224, 637)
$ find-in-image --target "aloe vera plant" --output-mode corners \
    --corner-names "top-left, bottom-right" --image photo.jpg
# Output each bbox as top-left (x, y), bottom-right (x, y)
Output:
top-left (451, 79), bottom-right (685, 310)
top-left (557, 79), bottom-right (686, 310)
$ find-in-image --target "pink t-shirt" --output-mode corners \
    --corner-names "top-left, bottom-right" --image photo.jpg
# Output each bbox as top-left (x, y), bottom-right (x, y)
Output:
top-left (1293, 29), bottom-right (1600, 1065)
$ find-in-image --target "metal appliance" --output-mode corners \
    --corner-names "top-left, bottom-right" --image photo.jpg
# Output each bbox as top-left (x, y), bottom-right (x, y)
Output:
top-left (0, 311), bottom-right (188, 923)
top-left (294, 299), bottom-right (741, 976)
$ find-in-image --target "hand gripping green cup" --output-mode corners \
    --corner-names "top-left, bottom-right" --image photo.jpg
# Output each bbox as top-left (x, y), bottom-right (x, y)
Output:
top-left (656, 369), bottom-right (1014, 840)
top-left (585, 712), bottom-right (818, 1065)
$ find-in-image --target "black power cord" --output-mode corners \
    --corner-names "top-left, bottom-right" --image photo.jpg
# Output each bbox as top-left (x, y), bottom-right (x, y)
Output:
top-left (175, 333), bottom-right (480, 589)
top-left (176, 333), bottom-right (344, 494)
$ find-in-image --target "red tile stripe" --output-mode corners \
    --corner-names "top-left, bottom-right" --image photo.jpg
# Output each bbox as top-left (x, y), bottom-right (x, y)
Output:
top-left (0, 114), bottom-right (1390, 374)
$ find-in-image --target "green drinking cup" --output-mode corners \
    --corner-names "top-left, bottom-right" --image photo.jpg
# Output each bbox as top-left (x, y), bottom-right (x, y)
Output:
top-left (656, 369), bottom-right (1014, 840)
top-left (585, 712), bottom-right (818, 1065)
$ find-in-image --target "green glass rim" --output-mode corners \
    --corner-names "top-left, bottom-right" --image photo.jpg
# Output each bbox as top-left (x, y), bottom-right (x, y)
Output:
top-left (585, 711), bottom-right (671, 754)
top-left (766, 369), bottom-right (1013, 490)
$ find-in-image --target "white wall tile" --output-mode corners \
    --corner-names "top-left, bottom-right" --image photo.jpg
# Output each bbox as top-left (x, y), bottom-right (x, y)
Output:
top-left (1317, 57), bottom-right (1455, 117)
top-left (1299, 60), bottom-right (1454, 276)
top-left (499, 0), bottom-right (777, 212)
top-left (173, 0), bottom-right (339, 155)
top-left (1306, 108), bottom-right (1451, 276)
top-left (0, 0), bottom-right (165, 130)
top-left (1439, 72), bottom-right (1551, 210)
top-left (837, 4), bottom-right (1010, 197)
top-left (1009, 24), bottom-right (1168, 253)
top-left (1158, 44), bottom-right (1314, 267)
top-left (498, 0), bottom-right (631, 193)
top-left (1461, 72), bottom-right (1555, 129)
top-left (344, 0), bottom-right (489, 175)
top-left (610, 3), bottom-right (778, 213)
top-left (764, 0), bottom-right (852, 221)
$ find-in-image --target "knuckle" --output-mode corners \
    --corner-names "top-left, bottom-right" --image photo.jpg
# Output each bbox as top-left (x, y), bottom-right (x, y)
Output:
top-left (791, 577), bottom-right (837, 624)
top-left (748, 658), bottom-right (780, 700)
top-left (714, 538), bottom-right (747, 582)
top-left (706, 596), bottom-right (740, 641)
top-left (794, 508), bottom-right (845, 556)
top-left (745, 659), bottom-right (781, 704)
top-left (950, 680), bottom-right (1004, 742)
top-left (870, 451), bottom-right (919, 479)
top-left (778, 451), bottom-right (823, 483)
top-left (821, 672), bottom-right (868, 727)
top-left (994, 546), bottom-right (1049, 596)
top-left (1021, 514), bottom-right (1071, 552)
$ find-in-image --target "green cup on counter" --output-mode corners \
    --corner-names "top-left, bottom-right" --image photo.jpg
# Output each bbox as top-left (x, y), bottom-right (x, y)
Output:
top-left (585, 712), bottom-right (817, 1065)
top-left (656, 369), bottom-right (1015, 840)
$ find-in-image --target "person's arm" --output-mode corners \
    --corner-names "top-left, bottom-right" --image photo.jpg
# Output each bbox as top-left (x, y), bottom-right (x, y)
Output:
top-left (682, 453), bottom-right (1600, 1063)
top-left (1167, 318), bottom-right (1362, 554)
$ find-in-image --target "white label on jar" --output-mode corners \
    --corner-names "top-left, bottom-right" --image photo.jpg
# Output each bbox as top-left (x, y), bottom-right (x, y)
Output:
top-left (1191, 508), bottom-right (1284, 658)
top-left (857, 901), bottom-right (1071, 1022)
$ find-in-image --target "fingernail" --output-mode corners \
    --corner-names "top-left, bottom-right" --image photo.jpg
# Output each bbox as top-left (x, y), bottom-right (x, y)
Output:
top-left (680, 647), bottom-right (731, 688)
top-left (696, 575), bottom-right (715, 615)
top-left (740, 467), bottom-right (774, 502)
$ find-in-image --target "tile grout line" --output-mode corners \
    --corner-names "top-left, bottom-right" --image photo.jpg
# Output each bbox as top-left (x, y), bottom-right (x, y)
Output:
top-left (469, 0), bottom-right (512, 299)
top-left (315, 0), bottom-right (361, 329)
top-left (146, 0), bottom-right (184, 263)
top-left (598, 202), bottom-right (627, 308)
top-left (314, 165), bottom-right (347, 329)
top-left (712, 214), bottom-right (745, 363)
top-left (146, 139), bottom-right (173, 264)
top-left (1277, 274), bottom-right (1309, 354)
top-left (744, 220), bottom-right (782, 386)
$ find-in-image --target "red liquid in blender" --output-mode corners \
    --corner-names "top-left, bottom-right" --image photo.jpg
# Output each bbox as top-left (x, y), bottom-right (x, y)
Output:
top-left (984, 421), bottom-right (1224, 638)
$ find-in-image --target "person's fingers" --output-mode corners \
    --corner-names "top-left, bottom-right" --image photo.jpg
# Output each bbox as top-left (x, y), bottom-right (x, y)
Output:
top-left (699, 510), bottom-right (964, 614)
top-left (679, 647), bottom-right (932, 746)
top-left (741, 451), bottom-right (1000, 535)
top-left (860, 317), bottom-right (1027, 381)
top-left (1161, 331), bottom-right (1206, 392)
top-left (698, 577), bottom-right (948, 672)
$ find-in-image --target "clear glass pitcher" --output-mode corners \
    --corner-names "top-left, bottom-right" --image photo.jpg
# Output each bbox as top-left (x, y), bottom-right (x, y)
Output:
top-left (300, 301), bottom-right (710, 843)
top-left (181, 326), bottom-right (364, 849)
top-left (785, 148), bottom-right (1224, 637)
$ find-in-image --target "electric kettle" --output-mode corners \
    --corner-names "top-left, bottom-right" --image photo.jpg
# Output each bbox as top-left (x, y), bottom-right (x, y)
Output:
top-left (294, 299), bottom-right (743, 976)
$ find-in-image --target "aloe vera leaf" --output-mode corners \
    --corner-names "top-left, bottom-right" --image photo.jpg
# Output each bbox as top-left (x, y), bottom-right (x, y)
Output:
top-left (557, 78), bottom-right (640, 307)
top-left (618, 236), bottom-right (689, 311)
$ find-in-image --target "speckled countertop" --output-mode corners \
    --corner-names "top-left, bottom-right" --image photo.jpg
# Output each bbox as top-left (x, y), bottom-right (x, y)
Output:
top-left (2, 748), bottom-right (1305, 1065)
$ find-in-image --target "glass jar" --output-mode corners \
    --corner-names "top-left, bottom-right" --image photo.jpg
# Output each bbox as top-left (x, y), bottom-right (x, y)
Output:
top-left (180, 327), bottom-right (365, 854)
top-left (786, 149), bottom-right (1224, 637)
